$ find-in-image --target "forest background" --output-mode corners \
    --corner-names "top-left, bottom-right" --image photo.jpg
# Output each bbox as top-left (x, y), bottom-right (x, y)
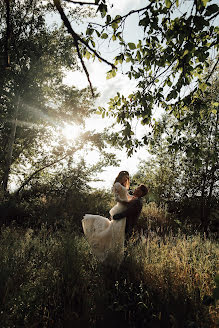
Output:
top-left (0, 0), bottom-right (218, 327)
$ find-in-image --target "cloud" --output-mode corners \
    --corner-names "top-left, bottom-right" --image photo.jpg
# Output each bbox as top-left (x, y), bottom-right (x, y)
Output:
top-left (109, 0), bottom-right (146, 15)
top-left (63, 59), bottom-right (137, 108)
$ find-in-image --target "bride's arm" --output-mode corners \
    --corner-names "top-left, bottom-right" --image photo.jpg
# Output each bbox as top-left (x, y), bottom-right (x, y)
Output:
top-left (113, 182), bottom-right (129, 203)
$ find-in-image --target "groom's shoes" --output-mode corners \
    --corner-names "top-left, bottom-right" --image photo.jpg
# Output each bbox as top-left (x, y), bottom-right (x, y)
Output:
top-left (113, 213), bottom-right (125, 220)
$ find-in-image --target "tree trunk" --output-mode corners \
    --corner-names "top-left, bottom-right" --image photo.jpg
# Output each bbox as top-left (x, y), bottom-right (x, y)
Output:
top-left (206, 108), bottom-right (219, 219)
top-left (2, 95), bottom-right (20, 195)
top-left (200, 165), bottom-right (208, 232)
top-left (4, 0), bottom-right (11, 68)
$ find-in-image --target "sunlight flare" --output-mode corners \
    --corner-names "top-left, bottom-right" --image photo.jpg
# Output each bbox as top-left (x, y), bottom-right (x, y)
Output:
top-left (62, 123), bottom-right (82, 141)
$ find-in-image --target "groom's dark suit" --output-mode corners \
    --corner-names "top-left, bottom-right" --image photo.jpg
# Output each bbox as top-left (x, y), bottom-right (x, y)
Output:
top-left (113, 197), bottom-right (143, 237)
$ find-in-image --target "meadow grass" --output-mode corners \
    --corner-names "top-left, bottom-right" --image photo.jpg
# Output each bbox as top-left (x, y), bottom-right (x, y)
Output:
top-left (0, 223), bottom-right (218, 327)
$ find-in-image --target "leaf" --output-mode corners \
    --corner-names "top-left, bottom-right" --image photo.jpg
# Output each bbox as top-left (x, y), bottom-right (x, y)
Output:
top-left (101, 33), bottom-right (108, 39)
top-left (205, 4), bottom-right (219, 16)
top-left (139, 17), bottom-right (149, 27)
top-left (201, 0), bottom-right (210, 7)
top-left (106, 69), bottom-right (117, 79)
top-left (182, 49), bottom-right (189, 57)
top-left (98, 3), bottom-right (107, 18)
top-left (106, 15), bottom-right (111, 24)
top-left (137, 50), bottom-right (141, 61)
top-left (174, 219), bottom-right (181, 225)
top-left (165, 0), bottom-right (172, 9)
top-left (167, 89), bottom-right (177, 101)
top-left (112, 34), bottom-right (116, 41)
top-left (85, 51), bottom-right (91, 60)
top-left (167, 79), bottom-right (172, 87)
top-left (199, 83), bottom-right (207, 92)
top-left (194, 158), bottom-right (202, 168)
top-left (112, 69), bottom-right (117, 77)
top-left (106, 71), bottom-right (113, 79)
top-left (128, 43), bottom-right (136, 50)
top-left (112, 21), bottom-right (119, 30)
top-left (115, 15), bottom-right (122, 22)
top-left (193, 16), bottom-right (207, 28)
top-left (86, 27), bottom-right (94, 36)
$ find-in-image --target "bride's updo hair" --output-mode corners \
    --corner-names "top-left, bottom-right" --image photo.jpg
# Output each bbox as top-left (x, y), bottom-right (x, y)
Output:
top-left (114, 170), bottom-right (130, 187)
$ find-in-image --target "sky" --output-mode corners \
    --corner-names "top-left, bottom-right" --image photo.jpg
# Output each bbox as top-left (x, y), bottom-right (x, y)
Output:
top-left (62, 0), bottom-right (153, 189)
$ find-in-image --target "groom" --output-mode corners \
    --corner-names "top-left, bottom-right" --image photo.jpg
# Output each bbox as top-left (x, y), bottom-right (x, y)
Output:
top-left (113, 184), bottom-right (148, 238)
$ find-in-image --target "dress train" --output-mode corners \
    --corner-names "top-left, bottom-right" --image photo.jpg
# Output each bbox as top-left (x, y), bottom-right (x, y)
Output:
top-left (82, 214), bottom-right (126, 265)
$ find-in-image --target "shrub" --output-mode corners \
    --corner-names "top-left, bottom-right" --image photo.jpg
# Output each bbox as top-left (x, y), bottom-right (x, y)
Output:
top-left (137, 202), bottom-right (173, 234)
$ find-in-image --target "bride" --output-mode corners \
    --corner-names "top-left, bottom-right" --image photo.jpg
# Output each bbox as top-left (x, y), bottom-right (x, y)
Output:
top-left (82, 171), bottom-right (133, 266)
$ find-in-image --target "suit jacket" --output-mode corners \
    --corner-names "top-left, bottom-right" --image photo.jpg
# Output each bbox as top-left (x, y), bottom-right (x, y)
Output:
top-left (115, 198), bottom-right (143, 235)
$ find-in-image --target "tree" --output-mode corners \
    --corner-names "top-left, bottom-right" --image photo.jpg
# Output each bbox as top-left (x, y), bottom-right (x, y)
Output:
top-left (95, 0), bottom-right (218, 153)
top-left (133, 145), bottom-right (181, 204)
top-left (0, 0), bottom-right (76, 194)
top-left (0, 0), bottom-right (113, 197)
top-left (155, 72), bottom-right (219, 203)
top-left (1, 0), bottom-right (218, 195)
top-left (50, 0), bottom-right (219, 155)
top-left (134, 75), bottom-right (218, 228)
top-left (3, 1), bottom-right (218, 143)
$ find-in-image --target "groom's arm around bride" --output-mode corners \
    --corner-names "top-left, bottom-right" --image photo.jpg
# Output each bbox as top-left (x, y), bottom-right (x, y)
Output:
top-left (112, 184), bottom-right (148, 237)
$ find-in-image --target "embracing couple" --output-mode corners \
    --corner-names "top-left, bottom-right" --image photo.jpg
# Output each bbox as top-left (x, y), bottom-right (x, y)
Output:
top-left (82, 171), bottom-right (148, 266)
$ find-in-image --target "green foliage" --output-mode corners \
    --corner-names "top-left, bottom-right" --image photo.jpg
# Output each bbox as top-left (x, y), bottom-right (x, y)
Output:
top-left (93, 1), bottom-right (219, 153)
top-left (128, 76), bottom-right (219, 231)
top-left (0, 161), bottom-right (113, 228)
top-left (133, 145), bottom-right (181, 204)
top-left (138, 202), bottom-right (171, 233)
top-left (0, 0), bottom-right (117, 195)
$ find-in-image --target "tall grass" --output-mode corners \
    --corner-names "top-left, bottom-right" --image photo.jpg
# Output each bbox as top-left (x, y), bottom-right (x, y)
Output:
top-left (0, 224), bottom-right (218, 327)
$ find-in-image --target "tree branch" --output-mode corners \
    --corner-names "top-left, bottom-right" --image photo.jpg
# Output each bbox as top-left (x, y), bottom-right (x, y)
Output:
top-left (74, 37), bottom-right (95, 96)
top-left (90, 3), bottom-right (153, 29)
top-left (53, 0), bottom-right (116, 95)
top-left (4, 0), bottom-right (11, 68)
top-left (205, 58), bottom-right (219, 83)
top-left (63, 0), bottom-right (99, 5)
top-left (15, 148), bottom-right (77, 195)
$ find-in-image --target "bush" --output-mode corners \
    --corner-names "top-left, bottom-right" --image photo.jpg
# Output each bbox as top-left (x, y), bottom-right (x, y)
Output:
top-left (137, 202), bottom-right (174, 235)
top-left (0, 186), bottom-right (113, 231)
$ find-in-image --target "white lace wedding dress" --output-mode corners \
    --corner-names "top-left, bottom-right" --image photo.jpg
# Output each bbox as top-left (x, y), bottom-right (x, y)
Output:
top-left (82, 182), bottom-right (130, 266)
